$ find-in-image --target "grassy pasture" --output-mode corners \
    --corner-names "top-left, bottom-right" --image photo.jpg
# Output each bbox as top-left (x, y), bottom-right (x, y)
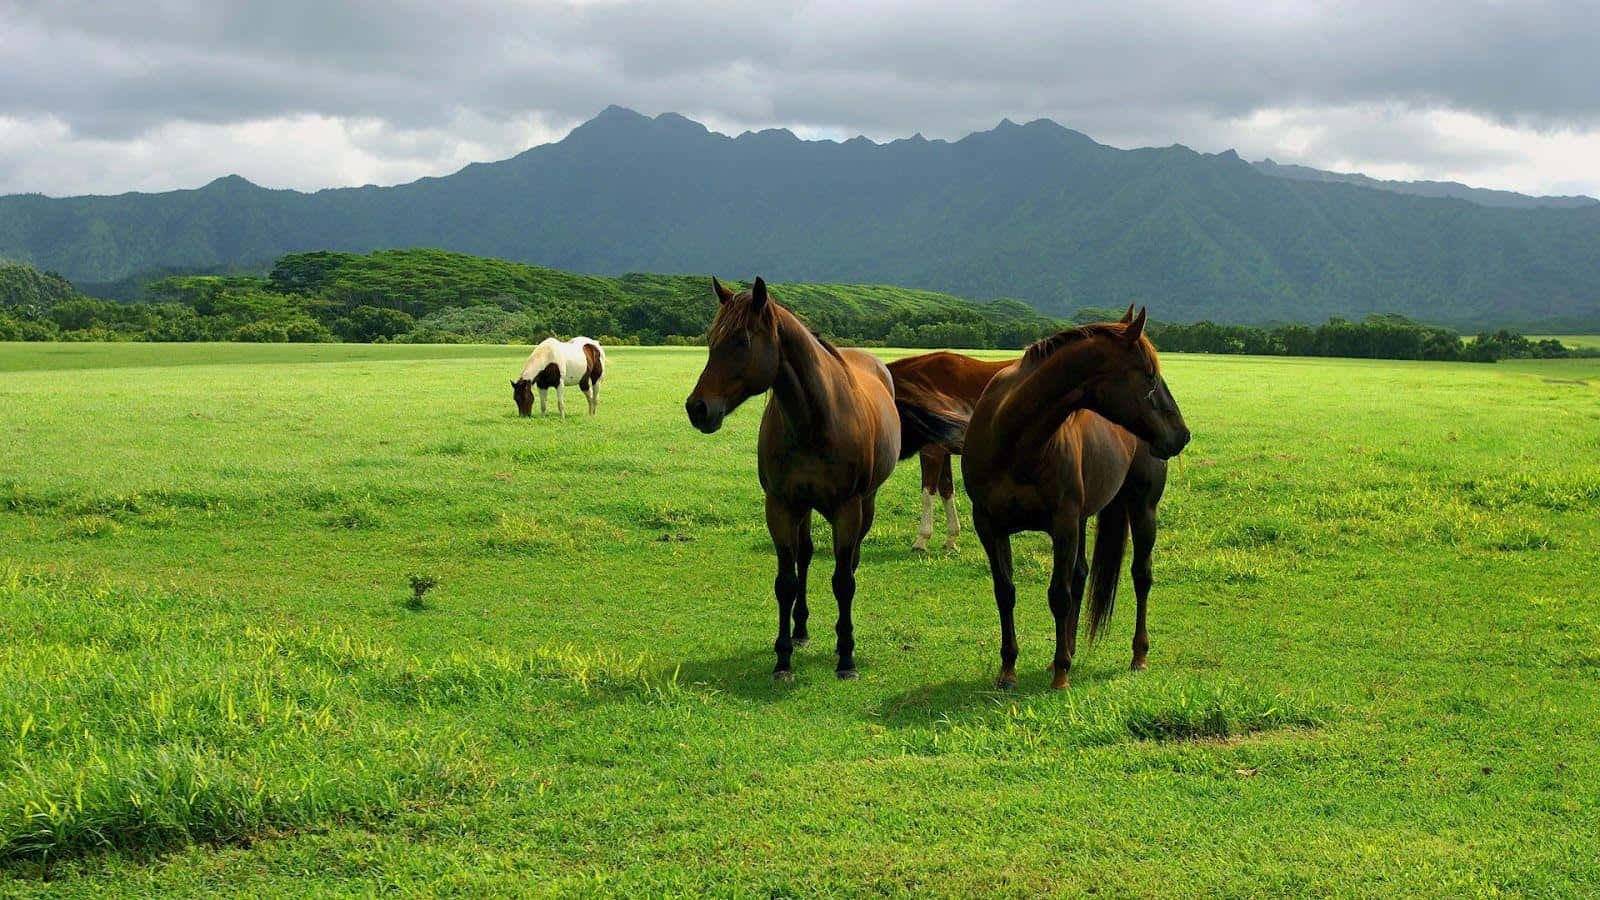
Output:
top-left (1, 341), bottom-right (1597, 895)
top-left (1532, 334), bottom-right (1600, 351)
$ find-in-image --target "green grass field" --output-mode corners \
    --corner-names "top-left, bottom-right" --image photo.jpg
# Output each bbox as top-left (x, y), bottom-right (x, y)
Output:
top-left (2, 342), bottom-right (1598, 895)
top-left (1533, 334), bottom-right (1600, 351)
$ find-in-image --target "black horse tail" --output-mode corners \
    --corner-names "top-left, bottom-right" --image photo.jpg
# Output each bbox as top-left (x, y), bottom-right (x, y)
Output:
top-left (895, 396), bottom-right (967, 461)
top-left (1087, 498), bottom-right (1131, 642)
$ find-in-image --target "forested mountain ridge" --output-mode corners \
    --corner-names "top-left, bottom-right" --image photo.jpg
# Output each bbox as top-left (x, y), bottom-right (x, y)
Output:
top-left (1251, 159), bottom-right (1598, 210)
top-left (4, 106), bottom-right (1599, 329)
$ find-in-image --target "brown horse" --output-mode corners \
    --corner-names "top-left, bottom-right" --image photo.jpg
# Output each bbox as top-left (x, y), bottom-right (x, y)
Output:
top-left (962, 307), bottom-right (1190, 690)
top-left (685, 277), bottom-right (962, 680)
top-left (887, 351), bottom-right (1014, 550)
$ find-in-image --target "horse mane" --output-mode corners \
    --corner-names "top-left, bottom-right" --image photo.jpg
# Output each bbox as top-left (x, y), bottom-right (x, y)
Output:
top-left (709, 291), bottom-right (845, 362)
top-left (1021, 322), bottom-right (1160, 373)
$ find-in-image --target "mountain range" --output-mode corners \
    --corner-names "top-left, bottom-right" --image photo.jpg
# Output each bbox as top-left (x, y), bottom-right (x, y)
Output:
top-left (3, 106), bottom-right (1598, 329)
top-left (1250, 159), bottom-right (1597, 210)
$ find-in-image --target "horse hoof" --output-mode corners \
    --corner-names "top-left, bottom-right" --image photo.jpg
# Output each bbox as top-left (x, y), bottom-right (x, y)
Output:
top-left (835, 667), bottom-right (858, 680)
top-left (792, 636), bottom-right (810, 649)
top-left (1049, 669), bottom-right (1070, 690)
top-left (995, 667), bottom-right (1017, 690)
top-left (912, 542), bottom-right (928, 553)
top-left (773, 670), bottom-right (795, 683)
top-left (1130, 659), bottom-right (1148, 671)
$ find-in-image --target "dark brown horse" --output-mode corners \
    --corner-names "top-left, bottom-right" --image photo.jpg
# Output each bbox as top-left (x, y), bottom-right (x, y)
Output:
top-left (888, 351), bottom-right (1014, 550)
top-left (962, 307), bottom-right (1190, 690)
top-left (685, 277), bottom-right (961, 680)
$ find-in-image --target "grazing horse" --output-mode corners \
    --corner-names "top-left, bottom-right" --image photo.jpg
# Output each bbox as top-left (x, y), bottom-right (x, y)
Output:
top-left (888, 351), bottom-right (1015, 551)
top-left (513, 336), bottom-right (605, 417)
top-left (685, 277), bottom-right (962, 680)
top-left (963, 307), bottom-right (1190, 690)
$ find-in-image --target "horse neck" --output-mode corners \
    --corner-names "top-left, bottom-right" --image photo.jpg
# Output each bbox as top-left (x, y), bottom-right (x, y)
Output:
top-left (992, 339), bottom-right (1114, 454)
top-left (769, 306), bottom-right (847, 434)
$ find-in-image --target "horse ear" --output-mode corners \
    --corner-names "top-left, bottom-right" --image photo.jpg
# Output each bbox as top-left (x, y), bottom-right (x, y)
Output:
top-left (711, 276), bottom-right (735, 305)
top-left (511, 379), bottom-right (517, 388)
top-left (1119, 303), bottom-right (1136, 324)
top-left (751, 277), bottom-right (769, 313)
top-left (1125, 307), bottom-right (1147, 342)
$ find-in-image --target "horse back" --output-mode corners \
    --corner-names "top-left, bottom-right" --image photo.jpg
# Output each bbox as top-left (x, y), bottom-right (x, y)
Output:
top-left (841, 347), bottom-right (893, 395)
top-left (888, 351), bottom-right (1012, 407)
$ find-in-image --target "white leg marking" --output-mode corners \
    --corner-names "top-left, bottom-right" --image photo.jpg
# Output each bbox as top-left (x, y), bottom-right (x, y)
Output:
top-left (943, 493), bottom-right (961, 549)
top-left (913, 489), bottom-right (935, 551)
top-left (556, 382), bottom-right (566, 418)
top-left (538, 387), bottom-right (547, 416)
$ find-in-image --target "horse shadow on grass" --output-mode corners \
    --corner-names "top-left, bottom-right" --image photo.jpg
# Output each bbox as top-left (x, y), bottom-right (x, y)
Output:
top-left (658, 639), bottom-right (1129, 720)
top-left (869, 662), bottom-right (1127, 731)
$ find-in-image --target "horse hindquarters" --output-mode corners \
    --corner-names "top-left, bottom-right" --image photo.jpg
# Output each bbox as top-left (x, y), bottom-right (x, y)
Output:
top-left (580, 343), bottom-right (604, 415)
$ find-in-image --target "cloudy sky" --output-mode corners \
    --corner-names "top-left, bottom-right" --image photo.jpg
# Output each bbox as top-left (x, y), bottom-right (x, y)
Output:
top-left (3, 0), bottom-right (1598, 198)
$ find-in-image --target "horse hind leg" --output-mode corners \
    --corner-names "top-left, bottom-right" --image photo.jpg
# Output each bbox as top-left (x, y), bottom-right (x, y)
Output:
top-left (940, 453), bottom-right (960, 550)
top-left (913, 451), bottom-right (942, 551)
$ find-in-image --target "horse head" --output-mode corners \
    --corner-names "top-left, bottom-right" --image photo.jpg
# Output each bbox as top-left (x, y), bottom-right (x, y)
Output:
top-left (1083, 306), bottom-right (1191, 459)
top-left (685, 276), bottom-right (782, 434)
top-left (511, 379), bottom-right (535, 417)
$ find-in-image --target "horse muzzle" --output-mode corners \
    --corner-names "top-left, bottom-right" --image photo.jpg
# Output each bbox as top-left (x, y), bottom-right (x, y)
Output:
top-left (685, 397), bottom-right (724, 434)
top-left (1151, 426), bottom-right (1191, 460)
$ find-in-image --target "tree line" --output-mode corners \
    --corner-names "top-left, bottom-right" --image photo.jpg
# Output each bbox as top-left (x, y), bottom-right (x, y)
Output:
top-left (3, 252), bottom-right (1595, 362)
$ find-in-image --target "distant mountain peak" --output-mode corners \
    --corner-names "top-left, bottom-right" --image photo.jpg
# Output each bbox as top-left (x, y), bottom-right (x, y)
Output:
top-left (201, 174), bottom-right (260, 192)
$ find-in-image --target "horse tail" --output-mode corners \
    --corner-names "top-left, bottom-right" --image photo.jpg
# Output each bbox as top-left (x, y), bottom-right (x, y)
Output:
top-left (1087, 497), bottom-right (1130, 643)
top-left (894, 395), bottom-right (967, 461)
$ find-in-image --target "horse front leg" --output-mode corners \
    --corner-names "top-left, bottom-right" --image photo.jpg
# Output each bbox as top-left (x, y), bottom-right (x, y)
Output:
top-left (765, 496), bottom-right (805, 680)
top-left (792, 511), bottom-right (814, 648)
top-left (829, 495), bottom-right (871, 678)
top-left (556, 382), bottom-right (566, 418)
top-left (975, 513), bottom-right (1017, 688)
top-left (1130, 502), bottom-right (1158, 671)
top-left (1048, 518), bottom-right (1083, 690)
top-left (538, 387), bottom-right (547, 416)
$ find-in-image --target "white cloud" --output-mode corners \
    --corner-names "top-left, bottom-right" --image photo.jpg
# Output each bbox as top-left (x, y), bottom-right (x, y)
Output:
top-left (2, 0), bottom-right (1598, 197)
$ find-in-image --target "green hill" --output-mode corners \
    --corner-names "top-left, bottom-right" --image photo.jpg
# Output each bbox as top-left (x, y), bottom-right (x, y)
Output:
top-left (0, 249), bottom-right (1062, 349)
top-left (4, 108), bottom-right (1598, 330)
top-left (0, 262), bottom-right (83, 310)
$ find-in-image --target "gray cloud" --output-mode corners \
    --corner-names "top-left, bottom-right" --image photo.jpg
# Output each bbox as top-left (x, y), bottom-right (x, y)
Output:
top-left (2, 0), bottom-right (1598, 196)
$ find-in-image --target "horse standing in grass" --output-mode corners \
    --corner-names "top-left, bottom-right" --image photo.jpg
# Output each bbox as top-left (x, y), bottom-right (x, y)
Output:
top-left (963, 307), bottom-right (1190, 690)
top-left (888, 351), bottom-right (1015, 551)
top-left (512, 336), bottom-right (605, 417)
top-left (686, 277), bottom-right (962, 680)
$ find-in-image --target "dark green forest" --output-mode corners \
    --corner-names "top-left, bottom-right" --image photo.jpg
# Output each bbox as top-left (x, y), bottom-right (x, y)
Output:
top-left (2, 250), bottom-right (1591, 362)
top-left (4, 107), bottom-right (1599, 330)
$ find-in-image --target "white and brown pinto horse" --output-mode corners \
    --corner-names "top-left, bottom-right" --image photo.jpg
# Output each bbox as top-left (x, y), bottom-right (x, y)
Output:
top-left (513, 336), bottom-right (606, 417)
